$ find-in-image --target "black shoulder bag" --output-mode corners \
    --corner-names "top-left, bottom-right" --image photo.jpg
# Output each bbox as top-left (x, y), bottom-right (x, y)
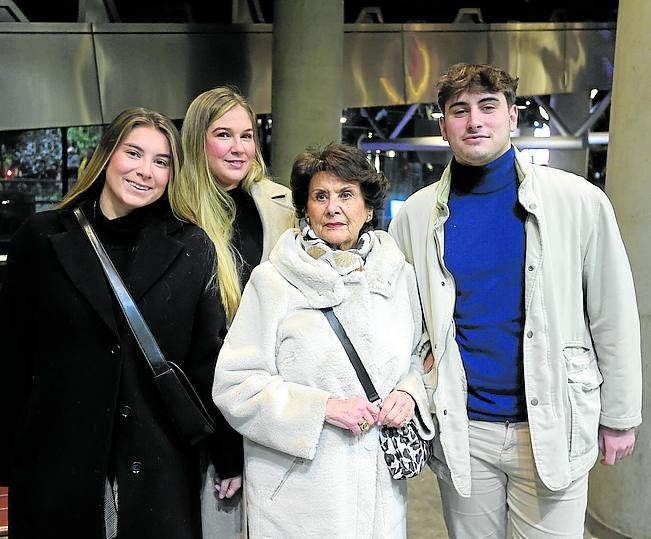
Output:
top-left (321, 306), bottom-right (431, 479)
top-left (74, 207), bottom-right (216, 446)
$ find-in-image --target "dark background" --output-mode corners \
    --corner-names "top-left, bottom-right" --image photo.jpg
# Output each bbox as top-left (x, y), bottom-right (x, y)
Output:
top-left (13, 0), bottom-right (620, 24)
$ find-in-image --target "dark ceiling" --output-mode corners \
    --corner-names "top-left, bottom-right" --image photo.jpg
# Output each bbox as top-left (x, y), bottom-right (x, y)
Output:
top-left (13, 0), bottom-right (619, 24)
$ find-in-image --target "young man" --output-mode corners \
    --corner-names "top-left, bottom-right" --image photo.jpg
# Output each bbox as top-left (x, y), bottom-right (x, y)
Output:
top-left (389, 63), bottom-right (642, 538)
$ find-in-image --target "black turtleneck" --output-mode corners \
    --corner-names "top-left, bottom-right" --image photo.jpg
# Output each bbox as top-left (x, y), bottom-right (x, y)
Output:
top-left (81, 195), bottom-right (169, 280)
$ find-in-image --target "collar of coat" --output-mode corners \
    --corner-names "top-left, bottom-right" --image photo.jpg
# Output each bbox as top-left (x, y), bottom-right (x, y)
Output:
top-left (49, 205), bottom-right (187, 336)
top-left (249, 178), bottom-right (294, 208)
top-left (431, 146), bottom-right (541, 228)
top-left (268, 228), bottom-right (406, 308)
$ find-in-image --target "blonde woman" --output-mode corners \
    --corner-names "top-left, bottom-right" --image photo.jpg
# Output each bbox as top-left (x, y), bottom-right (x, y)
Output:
top-left (172, 87), bottom-right (294, 534)
top-left (171, 86), bottom-right (295, 326)
top-left (0, 108), bottom-right (240, 539)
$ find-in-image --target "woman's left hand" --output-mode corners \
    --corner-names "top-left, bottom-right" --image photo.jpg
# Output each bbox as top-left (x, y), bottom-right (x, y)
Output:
top-left (378, 390), bottom-right (415, 428)
top-left (214, 474), bottom-right (243, 499)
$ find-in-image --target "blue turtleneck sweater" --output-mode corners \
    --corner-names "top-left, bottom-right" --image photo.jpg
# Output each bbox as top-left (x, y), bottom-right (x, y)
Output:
top-left (445, 147), bottom-right (527, 422)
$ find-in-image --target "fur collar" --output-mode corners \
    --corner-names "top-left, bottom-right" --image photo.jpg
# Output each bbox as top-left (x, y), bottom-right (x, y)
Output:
top-left (269, 228), bottom-right (406, 308)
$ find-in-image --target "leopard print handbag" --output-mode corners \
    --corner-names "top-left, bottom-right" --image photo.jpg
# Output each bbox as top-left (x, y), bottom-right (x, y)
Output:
top-left (322, 307), bottom-right (432, 480)
top-left (379, 421), bottom-right (432, 479)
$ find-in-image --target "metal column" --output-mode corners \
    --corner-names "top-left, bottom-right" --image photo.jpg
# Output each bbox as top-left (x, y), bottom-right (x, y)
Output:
top-left (270, 0), bottom-right (343, 186)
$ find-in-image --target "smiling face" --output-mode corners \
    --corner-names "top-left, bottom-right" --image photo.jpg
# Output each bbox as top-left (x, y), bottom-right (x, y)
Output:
top-left (439, 90), bottom-right (518, 166)
top-left (204, 105), bottom-right (256, 190)
top-left (306, 171), bottom-right (370, 250)
top-left (100, 126), bottom-right (171, 219)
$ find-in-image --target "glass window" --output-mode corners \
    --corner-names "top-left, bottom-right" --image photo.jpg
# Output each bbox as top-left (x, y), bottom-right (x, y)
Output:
top-left (0, 125), bottom-right (104, 254)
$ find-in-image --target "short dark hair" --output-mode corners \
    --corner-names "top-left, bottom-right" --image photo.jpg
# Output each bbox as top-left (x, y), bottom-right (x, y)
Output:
top-left (436, 63), bottom-right (519, 112)
top-left (290, 142), bottom-right (388, 227)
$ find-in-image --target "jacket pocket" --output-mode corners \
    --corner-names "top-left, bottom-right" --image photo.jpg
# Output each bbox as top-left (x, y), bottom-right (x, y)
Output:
top-left (564, 344), bottom-right (603, 459)
top-left (269, 457), bottom-right (304, 501)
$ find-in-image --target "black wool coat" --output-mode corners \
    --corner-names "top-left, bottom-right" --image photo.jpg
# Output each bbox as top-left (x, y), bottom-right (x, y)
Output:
top-left (0, 204), bottom-right (243, 539)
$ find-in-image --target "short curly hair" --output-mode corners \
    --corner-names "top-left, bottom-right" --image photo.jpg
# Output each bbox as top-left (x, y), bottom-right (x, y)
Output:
top-left (436, 63), bottom-right (519, 113)
top-left (290, 142), bottom-right (388, 227)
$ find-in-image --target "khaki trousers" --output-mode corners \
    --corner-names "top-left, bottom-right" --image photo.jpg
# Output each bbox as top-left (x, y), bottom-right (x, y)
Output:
top-left (437, 421), bottom-right (588, 538)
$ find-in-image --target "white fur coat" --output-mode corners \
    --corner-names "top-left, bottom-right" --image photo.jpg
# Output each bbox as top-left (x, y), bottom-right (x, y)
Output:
top-left (213, 229), bottom-right (434, 538)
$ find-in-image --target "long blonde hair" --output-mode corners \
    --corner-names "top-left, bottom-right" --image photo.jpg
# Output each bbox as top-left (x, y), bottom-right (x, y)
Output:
top-left (60, 107), bottom-right (182, 209)
top-left (169, 86), bottom-right (268, 323)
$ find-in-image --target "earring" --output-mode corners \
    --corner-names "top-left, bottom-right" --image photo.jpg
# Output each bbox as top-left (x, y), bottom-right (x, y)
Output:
top-left (366, 212), bottom-right (372, 223)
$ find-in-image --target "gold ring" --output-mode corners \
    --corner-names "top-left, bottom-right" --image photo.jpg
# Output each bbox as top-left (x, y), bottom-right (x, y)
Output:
top-left (358, 419), bottom-right (370, 432)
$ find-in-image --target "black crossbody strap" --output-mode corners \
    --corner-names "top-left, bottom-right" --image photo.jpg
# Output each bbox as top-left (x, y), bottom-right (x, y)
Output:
top-left (321, 306), bottom-right (381, 404)
top-left (74, 207), bottom-right (168, 376)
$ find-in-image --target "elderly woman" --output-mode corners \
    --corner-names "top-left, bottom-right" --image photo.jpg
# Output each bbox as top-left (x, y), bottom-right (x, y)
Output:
top-left (212, 142), bottom-right (435, 538)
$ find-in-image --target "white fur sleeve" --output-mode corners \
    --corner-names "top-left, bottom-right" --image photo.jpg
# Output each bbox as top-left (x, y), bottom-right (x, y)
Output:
top-left (212, 264), bottom-right (330, 460)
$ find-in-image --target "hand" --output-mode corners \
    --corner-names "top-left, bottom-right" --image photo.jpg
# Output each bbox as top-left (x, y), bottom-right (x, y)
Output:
top-left (598, 425), bottom-right (636, 465)
top-left (325, 396), bottom-right (380, 434)
top-left (214, 474), bottom-right (242, 499)
top-left (424, 351), bottom-right (434, 374)
top-left (378, 390), bottom-right (415, 428)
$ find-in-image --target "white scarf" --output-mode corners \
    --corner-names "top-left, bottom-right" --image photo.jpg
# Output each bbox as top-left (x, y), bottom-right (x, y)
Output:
top-left (298, 218), bottom-right (375, 276)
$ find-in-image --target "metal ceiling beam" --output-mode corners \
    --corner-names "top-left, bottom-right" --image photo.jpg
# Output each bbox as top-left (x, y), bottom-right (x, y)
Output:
top-left (389, 103), bottom-right (419, 139)
top-left (534, 92), bottom-right (612, 138)
top-left (574, 92), bottom-right (611, 137)
top-left (359, 132), bottom-right (609, 152)
top-left (0, 0), bottom-right (27, 22)
top-left (533, 96), bottom-right (571, 136)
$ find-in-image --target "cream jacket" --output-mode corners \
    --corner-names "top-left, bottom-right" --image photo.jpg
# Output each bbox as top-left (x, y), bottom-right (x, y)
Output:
top-left (389, 148), bottom-right (642, 496)
top-left (249, 178), bottom-right (296, 261)
top-left (213, 229), bottom-right (435, 538)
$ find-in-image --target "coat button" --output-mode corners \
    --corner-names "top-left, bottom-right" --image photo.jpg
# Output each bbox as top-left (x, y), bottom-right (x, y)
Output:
top-left (531, 398), bottom-right (539, 406)
top-left (443, 409), bottom-right (448, 415)
top-left (527, 265), bottom-right (535, 271)
top-left (110, 344), bottom-right (121, 356)
top-left (130, 461), bottom-right (143, 474)
top-left (120, 406), bottom-right (132, 418)
top-left (441, 281), bottom-right (446, 286)
top-left (526, 330), bottom-right (533, 338)
top-left (529, 203), bottom-right (537, 210)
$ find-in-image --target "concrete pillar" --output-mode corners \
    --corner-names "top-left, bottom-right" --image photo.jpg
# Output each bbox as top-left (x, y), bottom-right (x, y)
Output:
top-left (587, 1), bottom-right (651, 537)
top-left (547, 93), bottom-right (590, 177)
top-left (271, 0), bottom-right (343, 186)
